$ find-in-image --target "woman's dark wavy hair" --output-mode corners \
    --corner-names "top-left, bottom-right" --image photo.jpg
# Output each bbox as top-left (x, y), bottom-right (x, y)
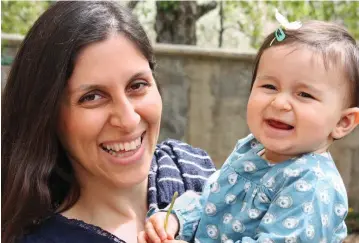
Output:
top-left (1, 2), bottom-right (156, 242)
top-left (251, 20), bottom-right (359, 108)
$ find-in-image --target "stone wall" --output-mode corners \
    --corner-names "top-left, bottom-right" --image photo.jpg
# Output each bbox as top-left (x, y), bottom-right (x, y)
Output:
top-left (2, 35), bottom-right (359, 211)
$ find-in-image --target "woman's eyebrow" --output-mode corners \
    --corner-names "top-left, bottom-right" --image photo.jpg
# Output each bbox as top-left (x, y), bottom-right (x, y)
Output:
top-left (72, 84), bottom-right (106, 94)
top-left (71, 70), bottom-right (153, 94)
top-left (130, 70), bottom-right (153, 80)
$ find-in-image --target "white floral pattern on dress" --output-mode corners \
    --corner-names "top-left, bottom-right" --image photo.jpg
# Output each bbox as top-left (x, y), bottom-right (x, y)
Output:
top-left (228, 173), bottom-right (238, 185)
top-left (248, 208), bottom-right (261, 219)
top-left (283, 168), bottom-right (301, 177)
top-left (244, 182), bottom-right (252, 192)
top-left (313, 164), bottom-right (325, 179)
top-left (223, 213), bottom-right (233, 224)
top-left (276, 195), bottom-right (293, 208)
top-left (205, 202), bottom-right (217, 216)
top-left (282, 217), bottom-right (299, 229)
top-left (334, 204), bottom-right (347, 217)
top-left (206, 225), bottom-right (219, 239)
top-left (319, 190), bottom-right (330, 204)
top-left (225, 193), bottom-right (237, 204)
top-left (321, 214), bottom-right (329, 227)
top-left (306, 224), bottom-right (315, 239)
top-left (232, 219), bottom-right (245, 233)
top-left (284, 235), bottom-right (297, 243)
top-left (302, 202), bottom-right (314, 214)
top-left (243, 161), bottom-right (256, 172)
top-left (295, 179), bottom-right (312, 192)
top-left (210, 182), bottom-right (220, 193)
top-left (264, 177), bottom-right (275, 188)
top-left (262, 213), bottom-right (275, 224)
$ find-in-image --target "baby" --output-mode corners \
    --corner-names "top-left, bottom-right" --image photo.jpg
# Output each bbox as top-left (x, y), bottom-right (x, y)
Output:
top-left (139, 13), bottom-right (359, 243)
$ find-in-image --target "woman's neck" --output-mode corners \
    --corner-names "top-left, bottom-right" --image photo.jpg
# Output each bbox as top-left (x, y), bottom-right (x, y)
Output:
top-left (61, 178), bottom-right (148, 241)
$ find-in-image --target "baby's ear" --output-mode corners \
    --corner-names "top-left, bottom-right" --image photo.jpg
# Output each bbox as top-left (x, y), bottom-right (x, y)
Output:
top-left (331, 107), bottom-right (359, 139)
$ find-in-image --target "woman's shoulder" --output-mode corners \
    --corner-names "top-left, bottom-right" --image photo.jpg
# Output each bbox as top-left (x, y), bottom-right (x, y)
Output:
top-left (18, 214), bottom-right (121, 243)
top-left (148, 139), bottom-right (216, 209)
top-left (155, 138), bottom-right (216, 169)
top-left (18, 216), bottom-right (65, 243)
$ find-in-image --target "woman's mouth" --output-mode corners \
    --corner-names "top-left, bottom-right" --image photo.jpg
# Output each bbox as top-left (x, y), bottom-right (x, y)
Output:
top-left (100, 133), bottom-right (145, 158)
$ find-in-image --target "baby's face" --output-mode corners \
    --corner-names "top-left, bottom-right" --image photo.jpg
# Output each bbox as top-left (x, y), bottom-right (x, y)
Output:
top-left (247, 45), bottom-right (348, 162)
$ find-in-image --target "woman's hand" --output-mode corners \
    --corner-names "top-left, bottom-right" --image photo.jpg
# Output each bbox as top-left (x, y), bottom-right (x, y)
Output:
top-left (138, 212), bottom-right (179, 243)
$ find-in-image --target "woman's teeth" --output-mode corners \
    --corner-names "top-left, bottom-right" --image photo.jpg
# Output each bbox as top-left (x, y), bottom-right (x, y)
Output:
top-left (103, 137), bottom-right (141, 152)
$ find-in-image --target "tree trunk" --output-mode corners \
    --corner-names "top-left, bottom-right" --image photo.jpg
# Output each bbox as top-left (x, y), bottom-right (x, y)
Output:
top-left (155, 1), bottom-right (217, 45)
top-left (218, 1), bottom-right (224, 48)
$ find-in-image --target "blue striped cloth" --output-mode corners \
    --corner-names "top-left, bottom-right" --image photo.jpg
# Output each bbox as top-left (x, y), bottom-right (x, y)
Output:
top-left (148, 139), bottom-right (216, 210)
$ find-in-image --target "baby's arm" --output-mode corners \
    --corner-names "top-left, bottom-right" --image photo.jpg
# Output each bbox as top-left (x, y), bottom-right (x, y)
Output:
top-left (241, 171), bottom-right (348, 242)
top-left (140, 170), bottom-right (220, 243)
top-left (172, 170), bottom-right (221, 242)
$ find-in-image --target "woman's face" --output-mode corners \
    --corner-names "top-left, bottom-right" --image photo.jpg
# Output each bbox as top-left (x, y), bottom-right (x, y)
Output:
top-left (58, 34), bottom-right (162, 188)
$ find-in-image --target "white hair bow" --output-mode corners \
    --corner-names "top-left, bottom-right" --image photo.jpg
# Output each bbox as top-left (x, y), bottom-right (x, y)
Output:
top-left (275, 9), bottom-right (302, 30)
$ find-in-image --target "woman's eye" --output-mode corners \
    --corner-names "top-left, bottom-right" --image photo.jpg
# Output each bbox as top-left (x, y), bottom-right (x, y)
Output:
top-left (262, 84), bottom-right (276, 90)
top-left (128, 81), bottom-right (149, 92)
top-left (79, 93), bottom-right (103, 103)
top-left (298, 92), bottom-right (315, 99)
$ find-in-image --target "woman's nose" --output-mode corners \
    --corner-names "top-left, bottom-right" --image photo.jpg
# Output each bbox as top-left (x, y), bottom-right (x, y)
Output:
top-left (109, 98), bottom-right (140, 132)
top-left (270, 93), bottom-right (292, 111)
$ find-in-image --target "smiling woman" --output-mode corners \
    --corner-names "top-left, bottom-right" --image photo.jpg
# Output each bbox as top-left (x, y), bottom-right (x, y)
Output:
top-left (1, 2), bottom-right (215, 243)
top-left (58, 35), bottom-right (162, 188)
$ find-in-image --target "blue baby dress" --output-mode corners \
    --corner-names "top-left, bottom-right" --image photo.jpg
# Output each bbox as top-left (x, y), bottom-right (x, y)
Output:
top-left (172, 134), bottom-right (348, 243)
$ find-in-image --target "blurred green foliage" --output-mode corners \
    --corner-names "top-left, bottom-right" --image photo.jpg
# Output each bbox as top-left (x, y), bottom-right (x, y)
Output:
top-left (157, 1), bottom-right (180, 12)
top-left (1, 1), bottom-right (358, 50)
top-left (347, 211), bottom-right (359, 234)
top-left (1, 1), bottom-right (51, 35)
top-left (224, 1), bottom-right (359, 48)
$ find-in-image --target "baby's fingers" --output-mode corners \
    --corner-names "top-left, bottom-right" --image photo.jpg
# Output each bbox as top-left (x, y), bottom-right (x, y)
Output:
top-left (145, 221), bottom-right (165, 243)
top-left (137, 231), bottom-right (149, 243)
top-left (150, 216), bottom-right (168, 241)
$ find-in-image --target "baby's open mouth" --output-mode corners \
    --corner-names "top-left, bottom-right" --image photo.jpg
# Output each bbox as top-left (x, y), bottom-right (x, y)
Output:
top-left (100, 133), bottom-right (145, 156)
top-left (267, 119), bottom-right (294, 130)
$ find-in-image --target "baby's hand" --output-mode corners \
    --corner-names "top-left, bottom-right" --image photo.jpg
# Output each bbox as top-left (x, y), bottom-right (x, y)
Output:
top-left (138, 212), bottom-right (179, 243)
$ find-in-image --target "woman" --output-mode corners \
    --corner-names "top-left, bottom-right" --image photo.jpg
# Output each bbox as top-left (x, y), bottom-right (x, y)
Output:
top-left (1, 2), bottom-right (215, 243)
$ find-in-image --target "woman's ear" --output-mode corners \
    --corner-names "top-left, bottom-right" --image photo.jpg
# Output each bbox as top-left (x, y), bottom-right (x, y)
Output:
top-left (331, 107), bottom-right (359, 139)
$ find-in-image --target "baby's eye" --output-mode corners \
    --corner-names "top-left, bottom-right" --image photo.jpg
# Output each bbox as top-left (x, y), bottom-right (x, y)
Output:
top-left (298, 92), bottom-right (315, 99)
top-left (262, 84), bottom-right (276, 90)
top-left (79, 93), bottom-right (103, 103)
